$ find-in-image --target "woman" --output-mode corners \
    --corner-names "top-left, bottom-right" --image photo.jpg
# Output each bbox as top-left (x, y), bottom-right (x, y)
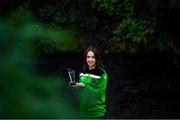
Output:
top-left (71, 45), bottom-right (108, 119)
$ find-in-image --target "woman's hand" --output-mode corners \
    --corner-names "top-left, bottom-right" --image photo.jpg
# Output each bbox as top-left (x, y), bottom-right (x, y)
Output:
top-left (70, 83), bottom-right (85, 88)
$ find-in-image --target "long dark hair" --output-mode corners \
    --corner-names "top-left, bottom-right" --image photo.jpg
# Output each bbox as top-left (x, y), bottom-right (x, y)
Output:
top-left (83, 45), bottom-right (104, 71)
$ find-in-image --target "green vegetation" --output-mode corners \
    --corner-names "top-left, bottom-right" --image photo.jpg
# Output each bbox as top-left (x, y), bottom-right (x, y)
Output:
top-left (0, 8), bottom-right (79, 118)
top-left (1, 0), bottom-right (179, 55)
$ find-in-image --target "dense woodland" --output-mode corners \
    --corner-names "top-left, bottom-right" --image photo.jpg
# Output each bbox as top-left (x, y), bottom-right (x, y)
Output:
top-left (1, 0), bottom-right (180, 56)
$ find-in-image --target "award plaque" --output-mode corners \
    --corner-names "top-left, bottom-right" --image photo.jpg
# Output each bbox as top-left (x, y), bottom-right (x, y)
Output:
top-left (68, 68), bottom-right (76, 86)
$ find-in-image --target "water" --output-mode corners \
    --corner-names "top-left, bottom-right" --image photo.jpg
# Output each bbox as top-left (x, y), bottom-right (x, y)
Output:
top-left (35, 53), bottom-right (180, 118)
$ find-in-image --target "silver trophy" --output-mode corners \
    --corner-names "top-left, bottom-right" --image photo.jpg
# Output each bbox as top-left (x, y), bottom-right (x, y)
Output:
top-left (68, 68), bottom-right (76, 86)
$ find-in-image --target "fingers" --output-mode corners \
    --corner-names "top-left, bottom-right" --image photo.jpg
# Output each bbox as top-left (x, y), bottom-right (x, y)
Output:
top-left (78, 83), bottom-right (85, 87)
top-left (69, 83), bottom-right (85, 88)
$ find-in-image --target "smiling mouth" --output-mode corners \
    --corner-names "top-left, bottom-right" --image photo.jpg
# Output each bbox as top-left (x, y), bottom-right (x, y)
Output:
top-left (88, 62), bottom-right (94, 65)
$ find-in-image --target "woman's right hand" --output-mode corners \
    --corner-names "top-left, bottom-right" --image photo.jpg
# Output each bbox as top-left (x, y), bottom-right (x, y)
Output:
top-left (70, 83), bottom-right (85, 88)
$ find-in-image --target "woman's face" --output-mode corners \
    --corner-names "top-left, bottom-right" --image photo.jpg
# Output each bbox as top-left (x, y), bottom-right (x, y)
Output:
top-left (86, 50), bottom-right (96, 69)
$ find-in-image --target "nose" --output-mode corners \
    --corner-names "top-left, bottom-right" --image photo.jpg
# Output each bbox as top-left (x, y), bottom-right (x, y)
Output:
top-left (89, 57), bottom-right (93, 61)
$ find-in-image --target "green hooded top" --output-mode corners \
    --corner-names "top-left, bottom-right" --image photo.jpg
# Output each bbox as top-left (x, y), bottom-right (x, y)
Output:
top-left (79, 67), bottom-right (108, 118)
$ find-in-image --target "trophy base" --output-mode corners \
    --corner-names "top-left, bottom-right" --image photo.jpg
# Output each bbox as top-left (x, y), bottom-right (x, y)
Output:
top-left (69, 82), bottom-right (76, 86)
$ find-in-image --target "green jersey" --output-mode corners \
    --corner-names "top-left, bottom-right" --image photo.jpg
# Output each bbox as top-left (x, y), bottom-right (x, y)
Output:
top-left (79, 67), bottom-right (108, 118)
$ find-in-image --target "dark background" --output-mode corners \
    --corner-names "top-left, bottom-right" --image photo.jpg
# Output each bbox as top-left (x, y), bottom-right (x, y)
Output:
top-left (1, 0), bottom-right (180, 118)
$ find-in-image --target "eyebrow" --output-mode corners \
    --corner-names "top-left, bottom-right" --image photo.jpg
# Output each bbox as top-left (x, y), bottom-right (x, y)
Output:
top-left (87, 55), bottom-right (95, 57)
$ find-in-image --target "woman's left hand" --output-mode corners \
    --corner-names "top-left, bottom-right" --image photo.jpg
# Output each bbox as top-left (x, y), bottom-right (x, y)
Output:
top-left (70, 83), bottom-right (85, 88)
